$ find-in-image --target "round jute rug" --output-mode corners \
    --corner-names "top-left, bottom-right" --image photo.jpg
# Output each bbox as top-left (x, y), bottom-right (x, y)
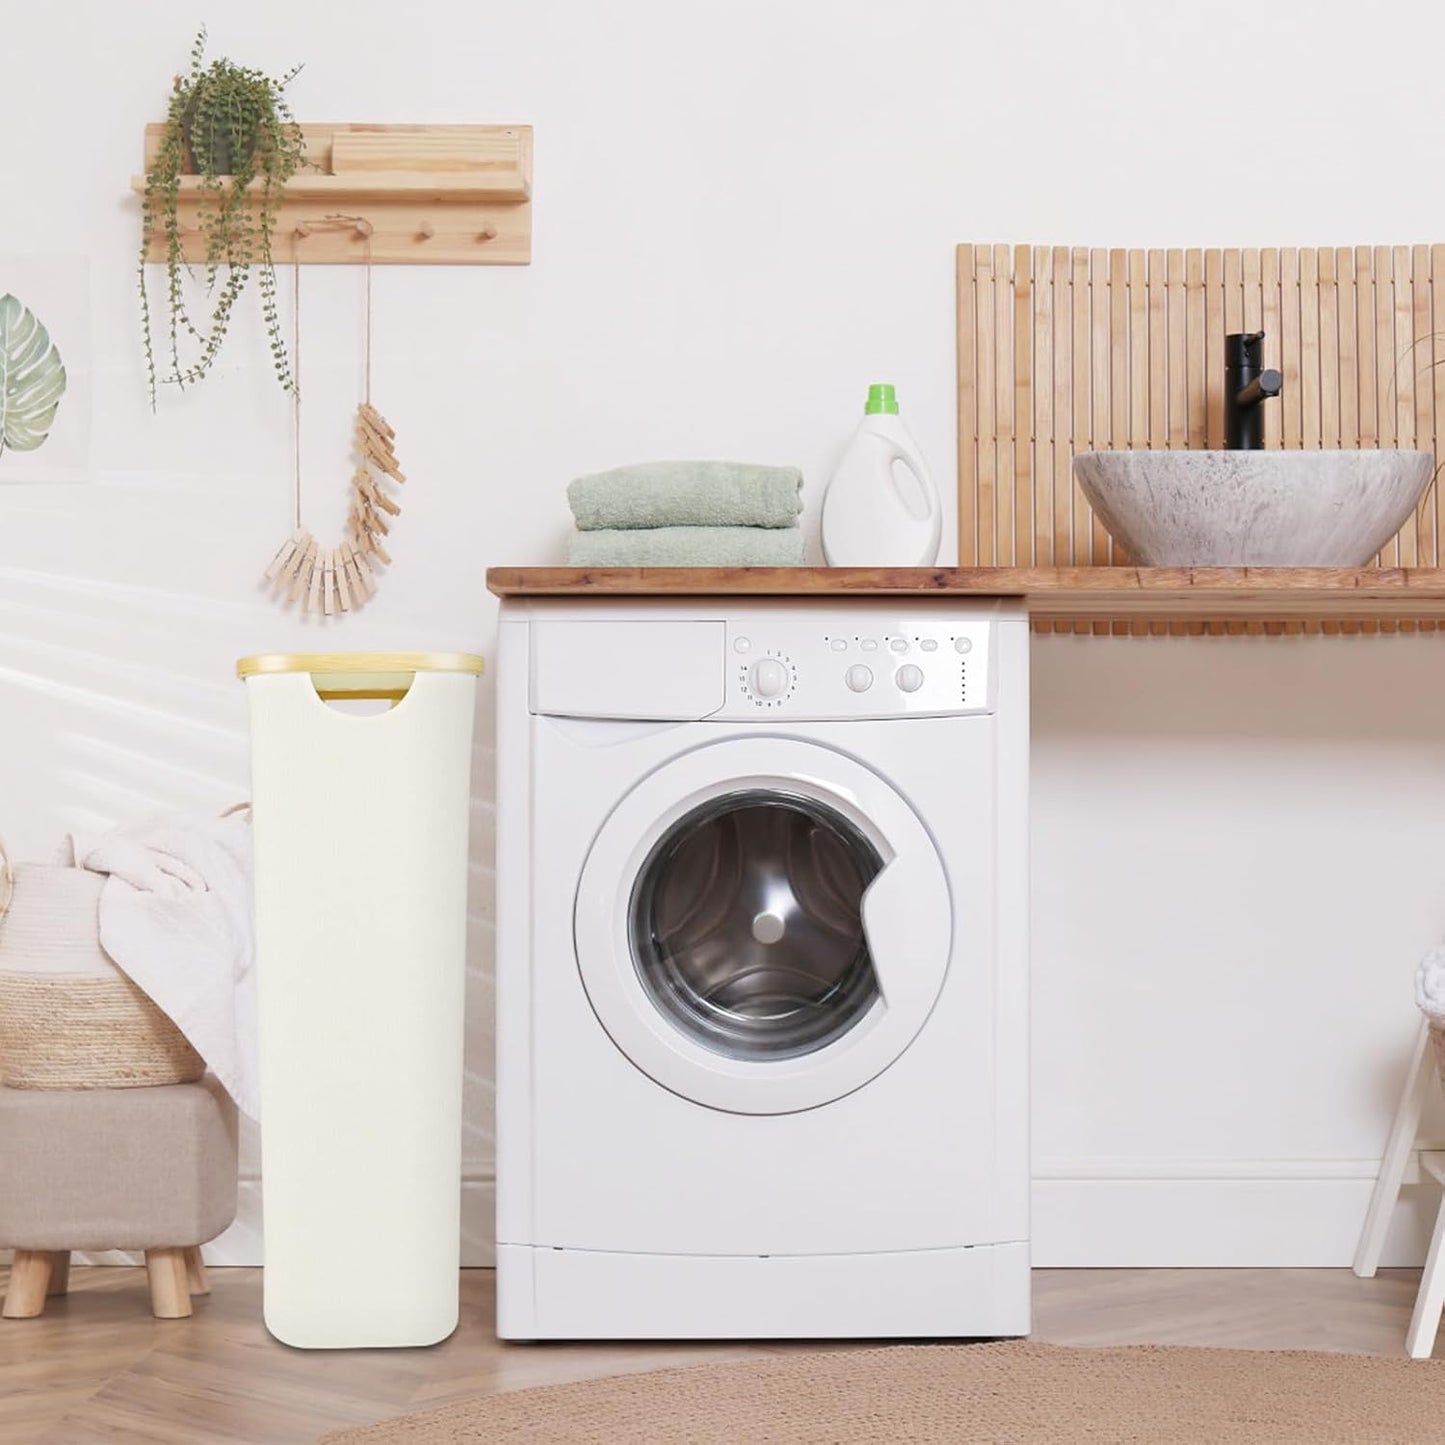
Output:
top-left (319, 1340), bottom-right (1445, 1444)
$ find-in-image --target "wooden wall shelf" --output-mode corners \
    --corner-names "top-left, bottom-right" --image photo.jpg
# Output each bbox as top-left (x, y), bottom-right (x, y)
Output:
top-left (133, 123), bottom-right (532, 265)
top-left (485, 566), bottom-right (1445, 635)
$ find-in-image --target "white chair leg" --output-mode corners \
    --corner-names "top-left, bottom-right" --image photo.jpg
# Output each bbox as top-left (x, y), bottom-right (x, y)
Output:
top-left (1406, 1184), bottom-right (1445, 1358)
top-left (1356, 1018), bottom-right (1434, 1278)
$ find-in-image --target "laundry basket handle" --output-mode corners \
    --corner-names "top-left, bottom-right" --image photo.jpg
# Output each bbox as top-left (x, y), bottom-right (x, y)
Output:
top-left (0, 834), bottom-right (12, 921)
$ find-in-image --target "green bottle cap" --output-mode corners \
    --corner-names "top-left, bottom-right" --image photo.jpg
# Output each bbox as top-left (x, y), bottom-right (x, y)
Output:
top-left (864, 383), bottom-right (899, 415)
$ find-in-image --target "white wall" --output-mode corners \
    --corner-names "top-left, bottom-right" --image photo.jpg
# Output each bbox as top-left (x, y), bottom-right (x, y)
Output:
top-left (2, 0), bottom-right (1444, 1266)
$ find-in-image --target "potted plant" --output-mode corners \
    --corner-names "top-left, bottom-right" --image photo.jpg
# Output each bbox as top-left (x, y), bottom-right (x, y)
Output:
top-left (137, 27), bottom-right (305, 406)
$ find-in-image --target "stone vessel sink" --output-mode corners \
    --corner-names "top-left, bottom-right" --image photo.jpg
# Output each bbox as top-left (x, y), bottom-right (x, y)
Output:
top-left (1073, 450), bottom-right (1436, 566)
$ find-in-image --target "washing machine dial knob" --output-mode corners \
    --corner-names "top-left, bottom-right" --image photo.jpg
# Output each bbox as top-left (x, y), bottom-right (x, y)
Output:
top-left (896, 663), bottom-right (925, 693)
top-left (845, 664), bottom-right (874, 693)
top-left (751, 658), bottom-right (789, 698)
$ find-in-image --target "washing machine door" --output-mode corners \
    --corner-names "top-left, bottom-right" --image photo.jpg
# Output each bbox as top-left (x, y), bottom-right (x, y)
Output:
top-left (574, 737), bottom-right (951, 1114)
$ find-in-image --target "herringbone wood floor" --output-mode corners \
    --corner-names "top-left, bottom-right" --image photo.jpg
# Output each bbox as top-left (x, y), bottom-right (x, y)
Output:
top-left (0, 1267), bottom-right (1434, 1443)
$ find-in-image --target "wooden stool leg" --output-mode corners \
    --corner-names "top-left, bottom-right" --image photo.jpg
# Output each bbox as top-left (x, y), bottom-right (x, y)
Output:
top-left (145, 1248), bottom-right (193, 1319)
top-left (184, 1246), bottom-right (209, 1296)
top-left (47, 1251), bottom-right (70, 1298)
top-left (3, 1250), bottom-right (54, 1319)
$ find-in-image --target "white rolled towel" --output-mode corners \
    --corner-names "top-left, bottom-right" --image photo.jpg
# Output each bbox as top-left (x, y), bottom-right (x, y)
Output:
top-left (1416, 943), bottom-right (1445, 1020)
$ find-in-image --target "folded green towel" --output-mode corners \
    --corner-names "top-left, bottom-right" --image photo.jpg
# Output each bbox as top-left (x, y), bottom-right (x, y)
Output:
top-left (568, 461), bottom-right (803, 530)
top-left (567, 526), bottom-right (806, 567)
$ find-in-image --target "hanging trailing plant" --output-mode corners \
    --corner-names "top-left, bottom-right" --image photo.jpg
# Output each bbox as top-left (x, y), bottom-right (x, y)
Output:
top-left (137, 27), bottom-right (305, 407)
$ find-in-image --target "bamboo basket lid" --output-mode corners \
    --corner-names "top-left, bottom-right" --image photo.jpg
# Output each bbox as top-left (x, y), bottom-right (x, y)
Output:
top-left (236, 652), bottom-right (484, 678)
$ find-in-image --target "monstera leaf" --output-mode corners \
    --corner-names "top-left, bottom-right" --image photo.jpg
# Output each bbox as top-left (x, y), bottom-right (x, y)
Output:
top-left (0, 294), bottom-right (66, 456)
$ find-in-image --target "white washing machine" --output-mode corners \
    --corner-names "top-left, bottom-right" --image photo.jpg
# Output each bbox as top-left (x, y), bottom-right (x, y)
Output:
top-left (494, 597), bottom-right (1029, 1340)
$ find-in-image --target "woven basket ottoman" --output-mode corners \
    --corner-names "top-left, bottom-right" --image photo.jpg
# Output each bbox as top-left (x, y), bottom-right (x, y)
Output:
top-left (0, 1076), bottom-right (238, 1319)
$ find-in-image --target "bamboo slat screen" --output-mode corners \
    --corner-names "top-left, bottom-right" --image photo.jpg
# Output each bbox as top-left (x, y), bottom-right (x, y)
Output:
top-left (957, 243), bottom-right (1445, 635)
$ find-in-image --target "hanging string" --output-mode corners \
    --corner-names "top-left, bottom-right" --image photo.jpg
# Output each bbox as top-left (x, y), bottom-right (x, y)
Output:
top-left (363, 226), bottom-right (373, 406)
top-left (289, 215), bottom-right (374, 531)
top-left (292, 251), bottom-right (303, 529)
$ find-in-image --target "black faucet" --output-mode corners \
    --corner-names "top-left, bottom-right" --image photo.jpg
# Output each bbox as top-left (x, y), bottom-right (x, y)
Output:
top-left (1225, 331), bottom-right (1283, 450)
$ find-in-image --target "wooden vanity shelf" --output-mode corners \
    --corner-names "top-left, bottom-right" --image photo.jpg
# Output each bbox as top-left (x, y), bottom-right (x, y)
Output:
top-left (132, 124), bottom-right (532, 265)
top-left (486, 565), bottom-right (1445, 635)
top-left (957, 241), bottom-right (1445, 634)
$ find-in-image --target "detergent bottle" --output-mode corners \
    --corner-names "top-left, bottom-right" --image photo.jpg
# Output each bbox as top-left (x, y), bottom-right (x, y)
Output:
top-left (820, 384), bottom-right (942, 566)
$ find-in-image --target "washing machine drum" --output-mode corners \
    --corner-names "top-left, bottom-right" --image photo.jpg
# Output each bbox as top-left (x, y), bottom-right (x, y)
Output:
top-left (574, 738), bottom-right (952, 1115)
top-left (631, 791), bottom-right (882, 1062)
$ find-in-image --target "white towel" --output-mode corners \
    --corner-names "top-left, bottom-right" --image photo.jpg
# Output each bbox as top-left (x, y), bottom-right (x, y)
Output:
top-left (67, 812), bottom-right (258, 1120)
top-left (1416, 943), bottom-right (1445, 1021)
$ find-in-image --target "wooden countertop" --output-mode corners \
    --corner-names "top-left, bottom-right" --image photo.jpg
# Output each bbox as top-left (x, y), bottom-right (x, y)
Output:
top-left (485, 566), bottom-right (1445, 626)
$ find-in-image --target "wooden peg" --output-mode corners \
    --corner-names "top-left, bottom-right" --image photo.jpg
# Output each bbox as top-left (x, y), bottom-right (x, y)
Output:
top-left (361, 474), bottom-right (402, 517)
top-left (356, 468), bottom-right (404, 520)
top-left (282, 530), bottom-right (314, 592)
top-left (359, 404), bottom-right (395, 440)
top-left (346, 541), bottom-right (375, 593)
top-left (355, 422), bottom-right (402, 486)
top-left (352, 468), bottom-right (386, 510)
top-left (352, 491), bottom-right (392, 536)
top-left (417, 222), bottom-right (436, 240)
top-left (357, 426), bottom-right (397, 466)
top-left (264, 532), bottom-right (299, 584)
top-left (355, 407), bottom-right (395, 444)
top-left (363, 443), bottom-right (407, 485)
top-left (354, 218), bottom-right (373, 238)
top-left (289, 535), bottom-right (317, 604)
top-left (335, 546), bottom-right (353, 612)
top-left (294, 223), bottom-right (312, 239)
top-left (343, 541), bottom-right (373, 599)
top-left (322, 550), bottom-right (337, 616)
top-left (307, 554), bottom-right (324, 613)
top-left (477, 225), bottom-right (499, 242)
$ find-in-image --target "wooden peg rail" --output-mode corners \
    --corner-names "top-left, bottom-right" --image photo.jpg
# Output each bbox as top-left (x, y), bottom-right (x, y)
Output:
top-left (133, 124), bottom-right (531, 265)
top-left (958, 242), bottom-right (1445, 634)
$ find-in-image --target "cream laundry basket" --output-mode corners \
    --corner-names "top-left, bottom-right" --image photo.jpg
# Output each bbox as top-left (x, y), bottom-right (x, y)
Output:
top-left (238, 651), bottom-right (483, 1349)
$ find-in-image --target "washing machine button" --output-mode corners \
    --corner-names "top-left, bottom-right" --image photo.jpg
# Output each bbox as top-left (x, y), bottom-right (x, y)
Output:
top-left (860, 638), bottom-right (878, 653)
top-left (954, 636), bottom-right (973, 654)
top-left (733, 636), bottom-right (752, 654)
top-left (920, 638), bottom-right (939, 652)
top-left (845, 664), bottom-right (874, 693)
top-left (889, 638), bottom-right (909, 653)
top-left (896, 664), bottom-right (925, 693)
top-left (829, 638), bottom-right (847, 652)
top-left (751, 658), bottom-right (789, 697)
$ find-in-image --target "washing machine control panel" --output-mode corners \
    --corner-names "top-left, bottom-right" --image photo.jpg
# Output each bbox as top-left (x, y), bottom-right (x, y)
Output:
top-left (723, 614), bottom-right (994, 719)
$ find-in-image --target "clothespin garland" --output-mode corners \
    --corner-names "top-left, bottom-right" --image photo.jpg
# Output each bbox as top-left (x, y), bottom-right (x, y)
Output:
top-left (261, 215), bottom-right (410, 616)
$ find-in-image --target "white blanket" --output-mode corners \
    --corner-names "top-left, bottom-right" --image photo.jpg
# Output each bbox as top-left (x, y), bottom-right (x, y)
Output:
top-left (67, 812), bottom-right (258, 1120)
top-left (1417, 943), bottom-right (1445, 1022)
